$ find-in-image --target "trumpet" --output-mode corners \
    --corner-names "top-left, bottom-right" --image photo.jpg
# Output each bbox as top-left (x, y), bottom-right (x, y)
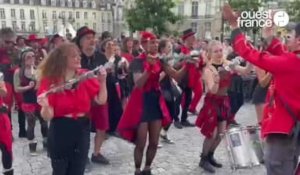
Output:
top-left (39, 63), bottom-right (109, 97)
top-left (160, 50), bottom-right (201, 62)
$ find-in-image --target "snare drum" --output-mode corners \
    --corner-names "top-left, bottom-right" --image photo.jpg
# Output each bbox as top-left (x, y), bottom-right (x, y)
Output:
top-left (225, 126), bottom-right (264, 170)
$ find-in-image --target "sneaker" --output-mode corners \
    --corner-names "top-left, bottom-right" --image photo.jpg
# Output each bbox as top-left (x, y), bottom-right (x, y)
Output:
top-left (157, 143), bottom-right (163, 148)
top-left (181, 120), bottom-right (195, 127)
top-left (29, 142), bottom-right (37, 156)
top-left (173, 121), bottom-right (183, 129)
top-left (160, 134), bottom-right (174, 144)
top-left (42, 138), bottom-right (48, 149)
top-left (85, 159), bottom-right (93, 173)
top-left (141, 169), bottom-right (152, 175)
top-left (91, 153), bottom-right (110, 165)
top-left (18, 131), bottom-right (27, 138)
top-left (3, 168), bottom-right (14, 175)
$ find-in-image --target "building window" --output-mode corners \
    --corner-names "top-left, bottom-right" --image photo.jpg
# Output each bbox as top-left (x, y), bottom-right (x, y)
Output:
top-left (60, 0), bottom-right (65, 7)
top-left (21, 21), bottom-right (25, 31)
top-left (69, 12), bottom-right (73, 19)
top-left (93, 23), bottom-right (96, 30)
top-left (101, 14), bottom-right (105, 22)
top-left (51, 0), bottom-right (56, 6)
top-left (53, 11), bottom-right (56, 19)
top-left (178, 2), bottom-right (184, 16)
top-left (41, 0), bottom-right (46, 5)
top-left (24, 0), bottom-right (29, 4)
top-left (20, 9), bottom-right (25, 19)
top-left (12, 21), bottom-right (17, 30)
top-left (1, 21), bottom-right (6, 28)
top-left (30, 22), bottom-right (35, 31)
top-left (92, 12), bottom-right (96, 19)
top-left (91, 1), bottom-right (96, 8)
top-left (191, 1), bottom-right (198, 17)
top-left (191, 22), bottom-right (197, 33)
top-left (102, 23), bottom-right (105, 32)
top-left (11, 9), bottom-right (16, 18)
top-left (205, 22), bottom-right (211, 31)
top-left (60, 12), bottom-right (65, 18)
top-left (76, 12), bottom-right (80, 19)
top-left (42, 11), bottom-right (47, 19)
top-left (83, 0), bottom-right (87, 8)
top-left (75, 0), bottom-right (79, 8)
top-left (30, 10), bottom-right (35, 19)
top-left (53, 22), bottom-right (57, 32)
top-left (76, 23), bottom-right (80, 29)
top-left (0, 9), bottom-right (5, 19)
top-left (84, 12), bottom-right (88, 19)
top-left (43, 21), bottom-right (47, 32)
top-left (205, 2), bottom-right (212, 17)
top-left (67, 0), bottom-right (72, 7)
top-left (15, 0), bottom-right (20, 4)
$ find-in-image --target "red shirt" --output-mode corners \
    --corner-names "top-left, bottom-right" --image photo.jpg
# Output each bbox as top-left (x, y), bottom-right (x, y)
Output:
top-left (122, 52), bottom-right (134, 63)
top-left (37, 70), bottom-right (100, 118)
top-left (232, 31), bottom-right (300, 136)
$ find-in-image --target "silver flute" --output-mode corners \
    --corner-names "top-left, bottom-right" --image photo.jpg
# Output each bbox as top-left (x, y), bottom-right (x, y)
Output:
top-left (39, 64), bottom-right (108, 97)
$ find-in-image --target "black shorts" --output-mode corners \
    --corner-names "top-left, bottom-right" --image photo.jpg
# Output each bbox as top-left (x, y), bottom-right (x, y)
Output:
top-left (141, 90), bottom-right (163, 122)
top-left (252, 84), bottom-right (268, 104)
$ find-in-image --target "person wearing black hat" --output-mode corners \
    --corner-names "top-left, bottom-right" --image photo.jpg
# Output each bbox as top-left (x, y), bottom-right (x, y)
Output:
top-left (76, 26), bottom-right (111, 166)
top-left (174, 28), bottom-right (204, 128)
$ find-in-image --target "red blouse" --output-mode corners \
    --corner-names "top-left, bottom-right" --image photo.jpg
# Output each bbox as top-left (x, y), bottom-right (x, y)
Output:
top-left (37, 70), bottom-right (100, 118)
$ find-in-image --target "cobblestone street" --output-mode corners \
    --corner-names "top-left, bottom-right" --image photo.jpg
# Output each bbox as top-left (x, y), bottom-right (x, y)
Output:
top-left (8, 103), bottom-right (266, 175)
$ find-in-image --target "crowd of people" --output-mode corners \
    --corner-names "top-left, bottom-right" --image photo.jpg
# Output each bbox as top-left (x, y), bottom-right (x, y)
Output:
top-left (0, 3), bottom-right (300, 175)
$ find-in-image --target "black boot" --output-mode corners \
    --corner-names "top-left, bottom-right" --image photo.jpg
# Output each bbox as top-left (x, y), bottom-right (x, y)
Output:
top-left (208, 152), bottom-right (222, 168)
top-left (199, 154), bottom-right (215, 173)
top-left (3, 169), bottom-right (13, 175)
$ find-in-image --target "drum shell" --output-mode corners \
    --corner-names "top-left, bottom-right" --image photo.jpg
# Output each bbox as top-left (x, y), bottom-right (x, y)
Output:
top-left (225, 126), bottom-right (264, 169)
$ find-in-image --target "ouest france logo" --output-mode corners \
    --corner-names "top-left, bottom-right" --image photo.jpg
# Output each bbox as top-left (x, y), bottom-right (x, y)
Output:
top-left (237, 10), bottom-right (290, 28)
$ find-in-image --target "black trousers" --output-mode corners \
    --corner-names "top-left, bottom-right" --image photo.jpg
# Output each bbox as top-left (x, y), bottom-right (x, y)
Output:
top-left (175, 87), bottom-right (192, 122)
top-left (228, 91), bottom-right (244, 115)
top-left (0, 143), bottom-right (12, 170)
top-left (25, 111), bottom-right (48, 140)
top-left (48, 117), bottom-right (90, 175)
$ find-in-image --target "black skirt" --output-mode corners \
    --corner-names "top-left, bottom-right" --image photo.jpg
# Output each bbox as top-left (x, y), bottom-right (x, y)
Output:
top-left (141, 90), bottom-right (163, 122)
top-left (252, 84), bottom-right (268, 104)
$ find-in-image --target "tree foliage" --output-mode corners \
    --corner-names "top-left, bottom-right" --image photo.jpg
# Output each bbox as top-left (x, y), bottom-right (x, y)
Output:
top-left (125, 0), bottom-right (181, 35)
top-left (287, 0), bottom-right (300, 22)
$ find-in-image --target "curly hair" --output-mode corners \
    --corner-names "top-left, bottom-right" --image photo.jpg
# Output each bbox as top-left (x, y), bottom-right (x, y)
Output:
top-left (38, 43), bottom-right (79, 81)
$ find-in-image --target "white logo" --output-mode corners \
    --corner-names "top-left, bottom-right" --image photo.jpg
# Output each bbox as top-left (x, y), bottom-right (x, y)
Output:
top-left (237, 10), bottom-right (289, 28)
top-left (273, 11), bottom-right (289, 27)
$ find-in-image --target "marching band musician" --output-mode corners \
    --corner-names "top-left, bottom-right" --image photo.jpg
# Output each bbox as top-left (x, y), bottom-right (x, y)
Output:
top-left (117, 31), bottom-right (188, 175)
top-left (77, 26), bottom-right (110, 165)
top-left (37, 43), bottom-right (107, 175)
top-left (0, 28), bottom-right (27, 138)
top-left (196, 40), bottom-right (252, 173)
top-left (13, 48), bottom-right (48, 155)
top-left (0, 72), bottom-right (13, 175)
top-left (158, 39), bottom-right (181, 144)
top-left (26, 34), bottom-right (47, 66)
top-left (100, 39), bottom-right (123, 136)
top-left (223, 4), bottom-right (300, 175)
top-left (175, 28), bottom-right (204, 128)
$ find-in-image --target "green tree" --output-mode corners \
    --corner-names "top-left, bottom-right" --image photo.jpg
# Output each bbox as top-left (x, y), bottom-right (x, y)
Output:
top-left (228, 0), bottom-right (263, 44)
top-left (287, 0), bottom-right (300, 22)
top-left (125, 0), bottom-right (181, 35)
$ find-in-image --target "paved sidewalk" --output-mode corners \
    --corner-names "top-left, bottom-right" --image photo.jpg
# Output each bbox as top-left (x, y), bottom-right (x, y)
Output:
top-left (7, 103), bottom-right (266, 175)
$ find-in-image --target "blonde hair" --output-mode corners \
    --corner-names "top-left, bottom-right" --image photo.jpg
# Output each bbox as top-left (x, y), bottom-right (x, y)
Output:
top-left (206, 40), bottom-right (224, 62)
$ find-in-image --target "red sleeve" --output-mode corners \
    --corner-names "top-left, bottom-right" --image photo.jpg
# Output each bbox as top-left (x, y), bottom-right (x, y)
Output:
top-left (37, 78), bottom-right (50, 96)
top-left (231, 29), bottom-right (290, 74)
top-left (265, 38), bottom-right (287, 56)
top-left (84, 78), bottom-right (100, 99)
